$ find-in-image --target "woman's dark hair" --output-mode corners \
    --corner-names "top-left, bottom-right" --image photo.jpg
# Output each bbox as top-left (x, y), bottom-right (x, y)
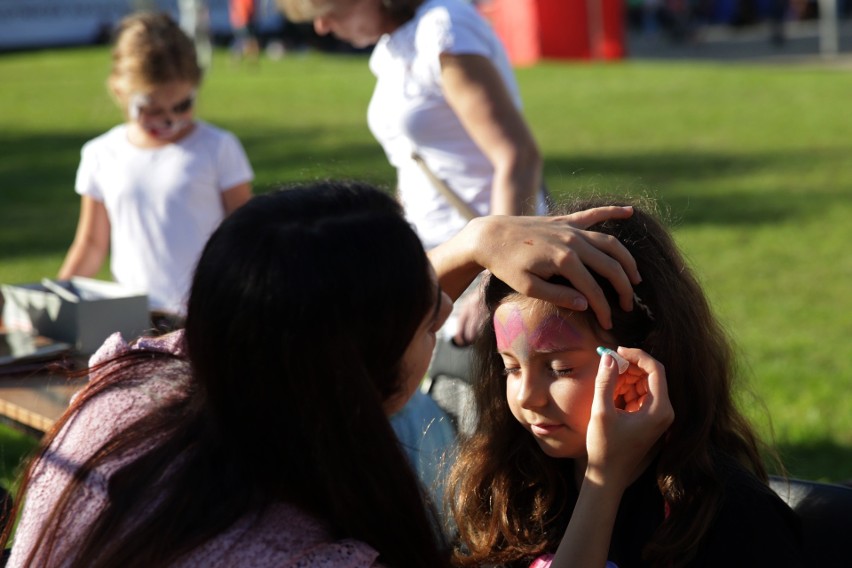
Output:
top-left (4, 181), bottom-right (448, 568)
top-left (449, 196), bottom-right (769, 568)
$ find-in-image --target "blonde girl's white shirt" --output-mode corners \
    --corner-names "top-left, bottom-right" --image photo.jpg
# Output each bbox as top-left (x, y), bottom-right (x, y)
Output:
top-left (367, 0), bottom-right (524, 250)
top-left (74, 121), bottom-right (254, 314)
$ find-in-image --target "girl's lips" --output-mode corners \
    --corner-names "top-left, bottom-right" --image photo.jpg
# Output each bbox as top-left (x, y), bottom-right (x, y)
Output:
top-left (530, 423), bottom-right (564, 436)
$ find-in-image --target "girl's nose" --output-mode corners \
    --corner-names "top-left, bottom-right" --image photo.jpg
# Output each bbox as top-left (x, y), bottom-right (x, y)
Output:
top-left (515, 371), bottom-right (547, 410)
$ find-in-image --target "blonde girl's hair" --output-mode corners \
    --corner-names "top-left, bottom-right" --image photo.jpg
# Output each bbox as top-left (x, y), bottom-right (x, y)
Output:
top-left (108, 12), bottom-right (202, 97)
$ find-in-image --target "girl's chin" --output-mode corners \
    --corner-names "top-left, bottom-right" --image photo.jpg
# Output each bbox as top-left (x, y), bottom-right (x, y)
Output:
top-left (143, 121), bottom-right (192, 141)
top-left (145, 128), bottom-right (180, 141)
top-left (536, 442), bottom-right (584, 460)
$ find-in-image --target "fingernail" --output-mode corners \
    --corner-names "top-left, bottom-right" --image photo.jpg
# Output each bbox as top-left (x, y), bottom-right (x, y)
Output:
top-left (572, 297), bottom-right (588, 310)
top-left (596, 346), bottom-right (628, 374)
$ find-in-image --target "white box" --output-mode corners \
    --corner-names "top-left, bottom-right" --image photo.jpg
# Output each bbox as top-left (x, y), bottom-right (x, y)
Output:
top-left (1, 277), bottom-right (149, 354)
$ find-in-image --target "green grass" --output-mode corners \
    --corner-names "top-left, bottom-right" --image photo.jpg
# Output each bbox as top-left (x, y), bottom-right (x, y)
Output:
top-left (1, 47), bottom-right (850, 485)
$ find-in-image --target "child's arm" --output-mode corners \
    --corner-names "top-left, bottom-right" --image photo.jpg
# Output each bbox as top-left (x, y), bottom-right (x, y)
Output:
top-left (550, 349), bottom-right (674, 568)
top-left (427, 207), bottom-right (641, 330)
top-left (58, 196), bottom-right (110, 279)
top-left (221, 182), bottom-right (252, 215)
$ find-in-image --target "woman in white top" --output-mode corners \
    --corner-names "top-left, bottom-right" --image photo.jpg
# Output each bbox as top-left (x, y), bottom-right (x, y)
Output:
top-left (278, 0), bottom-right (544, 342)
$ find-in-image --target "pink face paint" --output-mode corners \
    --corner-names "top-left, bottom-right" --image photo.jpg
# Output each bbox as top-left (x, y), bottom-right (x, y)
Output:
top-left (495, 306), bottom-right (585, 360)
top-left (528, 314), bottom-right (583, 352)
top-left (494, 306), bottom-right (526, 353)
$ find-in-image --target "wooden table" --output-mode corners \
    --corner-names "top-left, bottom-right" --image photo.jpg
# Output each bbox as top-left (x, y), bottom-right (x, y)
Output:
top-left (0, 367), bottom-right (86, 435)
top-left (0, 320), bottom-right (87, 434)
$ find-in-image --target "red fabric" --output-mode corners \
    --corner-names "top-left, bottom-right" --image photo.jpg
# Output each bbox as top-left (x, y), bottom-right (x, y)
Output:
top-left (229, 0), bottom-right (256, 28)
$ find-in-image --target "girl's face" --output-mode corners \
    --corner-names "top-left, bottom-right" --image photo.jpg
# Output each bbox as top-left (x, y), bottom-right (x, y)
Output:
top-left (385, 268), bottom-right (453, 415)
top-left (495, 298), bottom-right (610, 460)
top-left (124, 80), bottom-right (197, 144)
top-left (312, 0), bottom-right (397, 48)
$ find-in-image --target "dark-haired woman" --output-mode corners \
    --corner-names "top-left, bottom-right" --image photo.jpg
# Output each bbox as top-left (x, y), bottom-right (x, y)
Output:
top-left (5, 182), bottom-right (646, 567)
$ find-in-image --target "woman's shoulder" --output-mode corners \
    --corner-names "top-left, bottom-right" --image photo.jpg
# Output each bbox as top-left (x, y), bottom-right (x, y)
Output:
top-left (411, 0), bottom-right (500, 58)
top-left (75, 331), bottom-right (191, 433)
top-left (178, 502), bottom-right (383, 567)
top-left (89, 330), bottom-right (187, 367)
top-left (414, 0), bottom-right (490, 36)
top-left (417, 0), bottom-right (482, 21)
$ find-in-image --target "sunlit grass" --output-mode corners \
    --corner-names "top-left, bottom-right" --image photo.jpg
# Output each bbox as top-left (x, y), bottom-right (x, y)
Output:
top-left (1, 47), bottom-right (850, 484)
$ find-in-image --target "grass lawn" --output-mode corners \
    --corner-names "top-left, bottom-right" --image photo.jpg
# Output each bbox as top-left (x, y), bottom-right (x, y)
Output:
top-left (0, 47), bottom-right (850, 486)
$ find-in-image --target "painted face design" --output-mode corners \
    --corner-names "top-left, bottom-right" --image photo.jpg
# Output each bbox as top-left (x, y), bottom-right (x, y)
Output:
top-left (495, 309), bottom-right (584, 358)
top-left (494, 300), bottom-right (603, 460)
top-left (129, 91), bottom-right (195, 141)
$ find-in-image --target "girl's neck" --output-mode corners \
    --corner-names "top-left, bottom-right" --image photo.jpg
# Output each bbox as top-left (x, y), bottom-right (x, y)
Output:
top-left (126, 121), bottom-right (196, 148)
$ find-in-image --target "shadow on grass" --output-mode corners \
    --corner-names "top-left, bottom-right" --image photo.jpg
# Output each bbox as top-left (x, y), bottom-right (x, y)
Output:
top-left (238, 127), bottom-right (392, 189)
top-left (545, 151), bottom-right (852, 226)
top-left (0, 127), bottom-right (391, 262)
top-left (3, 129), bottom-right (851, 262)
top-left (0, 422), bottom-right (39, 491)
top-left (773, 439), bottom-right (852, 485)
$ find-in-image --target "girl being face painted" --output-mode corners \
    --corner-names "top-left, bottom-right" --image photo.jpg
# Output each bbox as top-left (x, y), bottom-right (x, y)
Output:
top-left (495, 296), bottom-right (611, 461)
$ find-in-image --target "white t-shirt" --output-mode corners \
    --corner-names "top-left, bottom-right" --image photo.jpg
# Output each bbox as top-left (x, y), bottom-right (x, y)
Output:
top-left (367, 0), bottom-right (525, 250)
top-left (75, 121), bottom-right (254, 314)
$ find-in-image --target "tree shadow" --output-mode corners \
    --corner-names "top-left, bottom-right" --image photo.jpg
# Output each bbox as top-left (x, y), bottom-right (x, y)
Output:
top-left (0, 126), bottom-right (393, 262)
top-left (544, 150), bottom-right (852, 226)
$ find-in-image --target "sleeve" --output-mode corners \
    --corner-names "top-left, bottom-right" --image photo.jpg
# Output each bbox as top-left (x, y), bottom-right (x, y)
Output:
top-left (416, 3), bottom-right (494, 60)
top-left (414, 3), bottom-right (501, 89)
top-left (74, 139), bottom-right (105, 201)
top-left (215, 130), bottom-right (254, 192)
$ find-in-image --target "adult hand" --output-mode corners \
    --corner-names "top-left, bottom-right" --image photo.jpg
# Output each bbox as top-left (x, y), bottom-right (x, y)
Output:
top-left (585, 348), bottom-right (674, 488)
top-left (443, 208), bottom-right (641, 330)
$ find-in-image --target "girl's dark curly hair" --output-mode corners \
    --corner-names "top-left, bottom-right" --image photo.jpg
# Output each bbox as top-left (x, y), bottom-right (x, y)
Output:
top-left (448, 196), bottom-right (769, 568)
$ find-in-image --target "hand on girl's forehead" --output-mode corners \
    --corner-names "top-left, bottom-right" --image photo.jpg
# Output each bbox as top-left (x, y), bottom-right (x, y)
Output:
top-left (494, 303), bottom-right (585, 357)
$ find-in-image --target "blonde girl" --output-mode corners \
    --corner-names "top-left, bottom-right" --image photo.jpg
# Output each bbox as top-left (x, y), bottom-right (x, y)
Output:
top-left (59, 12), bottom-right (253, 319)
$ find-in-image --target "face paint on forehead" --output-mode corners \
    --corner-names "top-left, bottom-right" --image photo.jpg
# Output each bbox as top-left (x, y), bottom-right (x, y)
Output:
top-left (494, 306), bottom-right (526, 353)
top-left (528, 313), bottom-right (583, 352)
top-left (495, 304), bottom-right (585, 359)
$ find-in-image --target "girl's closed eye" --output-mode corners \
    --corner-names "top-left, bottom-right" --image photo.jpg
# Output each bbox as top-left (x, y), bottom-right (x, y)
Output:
top-left (551, 366), bottom-right (575, 377)
top-left (502, 366), bottom-right (521, 377)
